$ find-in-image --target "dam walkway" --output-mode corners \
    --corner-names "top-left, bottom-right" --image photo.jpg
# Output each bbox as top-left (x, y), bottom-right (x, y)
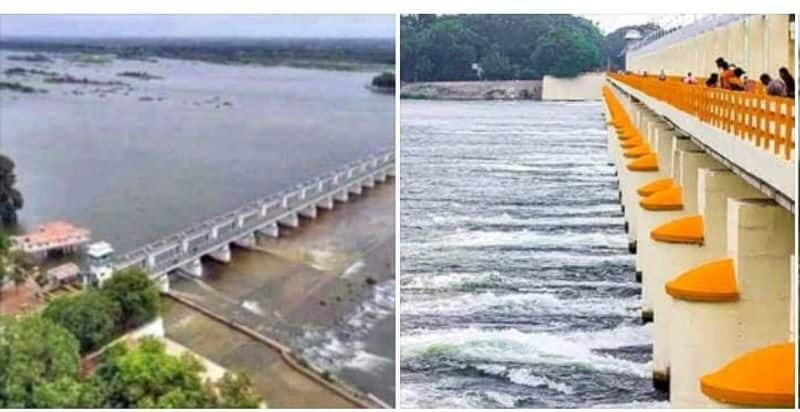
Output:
top-left (603, 74), bottom-right (794, 409)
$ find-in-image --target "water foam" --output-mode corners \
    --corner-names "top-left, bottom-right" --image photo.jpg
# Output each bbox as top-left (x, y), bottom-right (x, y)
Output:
top-left (474, 364), bottom-right (575, 394)
top-left (430, 229), bottom-right (628, 249)
top-left (401, 290), bottom-right (639, 318)
top-left (401, 326), bottom-right (651, 378)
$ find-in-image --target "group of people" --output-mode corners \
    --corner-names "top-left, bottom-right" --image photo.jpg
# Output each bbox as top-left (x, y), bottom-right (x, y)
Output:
top-left (683, 57), bottom-right (796, 98)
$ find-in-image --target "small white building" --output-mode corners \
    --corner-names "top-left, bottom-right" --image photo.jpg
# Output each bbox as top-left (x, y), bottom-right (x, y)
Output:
top-left (85, 241), bottom-right (114, 287)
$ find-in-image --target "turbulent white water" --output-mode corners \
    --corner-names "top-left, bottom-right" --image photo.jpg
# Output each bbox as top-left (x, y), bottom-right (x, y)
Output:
top-left (299, 279), bottom-right (396, 394)
top-left (399, 100), bottom-right (666, 408)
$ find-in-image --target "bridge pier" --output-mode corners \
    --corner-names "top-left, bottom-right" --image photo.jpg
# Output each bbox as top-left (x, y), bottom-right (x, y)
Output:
top-left (604, 79), bottom-right (796, 406)
top-left (667, 198), bottom-right (793, 407)
top-left (278, 212), bottom-right (299, 228)
top-left (156, 275), bottom-right (170, 292)
top-left (234, 233), bottom-right (257, 249)
top-left (646, 165), bottom-right (765, 390)
top-left (348, 183), bottom-right (363, 196)
top-left (179, 259), bottom-right (203, 277)
top-left (638, 145), bottom-right (721, 319)
top-left (298, 204), bottom-right (318, 219)
top-left (619, 147), bottom-right (660, 253)
top-left (317, 196), bottom-right (334, 210)
top-left (362, 176), bottom-right (375, 189)
top-left (334, 189), bottom-right (349, 203)
top-left (257, 222), bottom-right (280, 238)
top-left (622, 106), bottom-right (669, 252)
top-left (207, 244), bottom-right (232, 263)
top-left (632, 121), bottom-right (679, 282)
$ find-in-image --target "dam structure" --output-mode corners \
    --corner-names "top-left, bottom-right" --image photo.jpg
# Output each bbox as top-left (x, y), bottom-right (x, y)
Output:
top-left (101, 150), bottom-right (395, 289)
top-left (603, 14), bottom-right (795, 409)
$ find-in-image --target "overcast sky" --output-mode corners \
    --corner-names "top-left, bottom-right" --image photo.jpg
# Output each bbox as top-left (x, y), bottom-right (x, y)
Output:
top-left (0, 15), bottom-right (395, 38)
top-left (581, 14), bottom-right (709, 33)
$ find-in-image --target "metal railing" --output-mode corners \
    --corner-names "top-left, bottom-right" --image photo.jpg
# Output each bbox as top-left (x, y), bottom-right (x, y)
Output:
top-left (607, 73), bottom-right (795, 160)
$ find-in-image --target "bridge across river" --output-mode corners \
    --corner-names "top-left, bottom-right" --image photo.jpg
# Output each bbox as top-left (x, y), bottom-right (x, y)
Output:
top-left (111, 150), bottom-right (394, 285)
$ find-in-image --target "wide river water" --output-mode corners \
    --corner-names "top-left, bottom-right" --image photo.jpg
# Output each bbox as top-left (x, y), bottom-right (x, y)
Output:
top-left (399, 100), bottom-right (668, 408)
top-left (0, 50), bottom-right (395, 405)
top-left (0, 50), bottom-right (393, 251)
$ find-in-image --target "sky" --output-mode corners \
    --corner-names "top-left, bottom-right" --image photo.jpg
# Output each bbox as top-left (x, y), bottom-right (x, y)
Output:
top-left (580, 14), bottom-right (709, 34)
top-left (0, 15), bottom-right (395, 38)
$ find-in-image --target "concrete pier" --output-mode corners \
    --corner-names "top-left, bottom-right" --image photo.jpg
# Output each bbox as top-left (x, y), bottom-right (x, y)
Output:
top-left (602, 79), bottom-right (795, 407)
top-left (207, 245), bottom-right (232, 263)
top-left (257, 223), bottom-right (280, 238)
top-left (667, 199), bottom-right (793, 408)
top-left (647, 168), bottom-right (765, 389)
top-left (279, 213), bottom-right (300, 228)
top-left (181, 259), bottom-right (203, 277)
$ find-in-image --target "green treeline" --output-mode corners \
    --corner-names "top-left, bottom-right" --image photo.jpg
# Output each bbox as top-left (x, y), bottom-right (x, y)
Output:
top-left (401, 14), bottom-right (663, 82)
top-left (401, 14), bottom-right (605, 81)
top-left (0, 267), bottom-right (262, 408)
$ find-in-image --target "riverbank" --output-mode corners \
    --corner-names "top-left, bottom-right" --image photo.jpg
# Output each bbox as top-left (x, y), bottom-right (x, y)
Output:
top-left (400, 80), bottom-right (542, 100)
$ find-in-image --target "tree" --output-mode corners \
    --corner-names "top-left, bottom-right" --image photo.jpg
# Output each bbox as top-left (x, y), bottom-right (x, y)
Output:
top-left (213, 372), bottom-right (262, 408)
top-left (0, 232), bottom-right (11, 255)
top-left (0, 155), bottom-right (23, 224)
top-left (31, 376), bottom-right (104, 408)
top-left (96, 338), bottom-right (214, 408)
top-left (100, 268), bottom-right (159, 329)
top-left (0, 316), bottom-right (81, 408)
top-left (530, 26), bottom-right (603, 78)
top-left (479, 46), bottom-right (514, 80)
top-left (400, 14), bottom-right (605, 82)
top-left (371, 72), bottom-right (396, 89)
top-left (401, 17), bottom-right (483, 81)
top-left (43, 291), bottom-right (121, 354)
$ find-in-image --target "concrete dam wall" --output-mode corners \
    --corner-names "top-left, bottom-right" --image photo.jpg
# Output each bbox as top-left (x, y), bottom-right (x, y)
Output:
top-left (541, 72), bottom-right (606, 101)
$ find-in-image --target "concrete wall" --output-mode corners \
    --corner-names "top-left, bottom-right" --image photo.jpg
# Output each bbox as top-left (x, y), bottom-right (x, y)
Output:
top-left (541, 72), bottom-right (605, 101)
top-left (626, 15), bottom-right (794, 78)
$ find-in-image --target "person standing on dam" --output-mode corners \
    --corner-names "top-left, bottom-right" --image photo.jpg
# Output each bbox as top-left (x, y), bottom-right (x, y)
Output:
top-left (779, 67), bottom-right (795, 98)
top-left (760, 73), bottom-right (788, 97)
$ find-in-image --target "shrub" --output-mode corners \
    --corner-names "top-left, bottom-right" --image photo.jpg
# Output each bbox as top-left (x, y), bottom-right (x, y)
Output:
top-left (100, 269), bottom-right (159, 329)
top-left (43, 291), bottom-right (121, 354)
top-left (0, 317), bottom-right (81, 407)
top-left (371, 72), bottom-right (395, 88)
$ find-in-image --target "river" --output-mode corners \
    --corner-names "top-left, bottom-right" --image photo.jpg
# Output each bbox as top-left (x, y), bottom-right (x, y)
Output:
top-left (0, 50), bottom-right (393, 251)
top-left (0, 49), bottom-right (395, 406)
top-left (399, 100), bottom-right (668, 408)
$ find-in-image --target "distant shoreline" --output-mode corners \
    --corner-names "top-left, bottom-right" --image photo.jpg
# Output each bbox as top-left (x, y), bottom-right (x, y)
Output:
top-left (400, 80), bottom-right (543, 101)
top-left (0, 36), bottom-right (395, 73)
